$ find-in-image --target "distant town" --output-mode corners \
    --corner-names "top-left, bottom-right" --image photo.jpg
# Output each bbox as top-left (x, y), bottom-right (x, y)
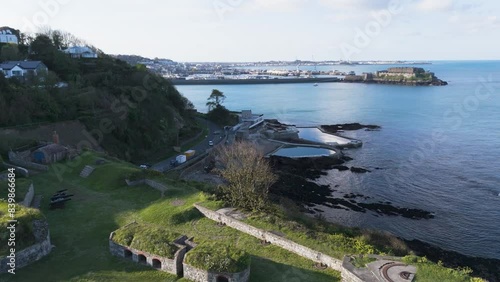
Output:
top-left (112, 54), bottom-right (432, 79)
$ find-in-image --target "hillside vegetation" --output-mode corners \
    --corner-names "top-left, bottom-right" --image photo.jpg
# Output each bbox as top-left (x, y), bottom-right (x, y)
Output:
top-left (0, 31), bottom-right (197, 161)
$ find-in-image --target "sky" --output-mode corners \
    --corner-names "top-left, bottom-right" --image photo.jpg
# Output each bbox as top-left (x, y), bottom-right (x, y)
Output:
top-left (3, 0), bottom-right (500, 62)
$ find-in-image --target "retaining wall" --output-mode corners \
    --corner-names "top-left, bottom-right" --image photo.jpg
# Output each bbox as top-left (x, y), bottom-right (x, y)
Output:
top-left (183, 263), bottom-right (250, 282)
top-left (125, 179), bottom-right (168, 194)
top-left (2, 162), bottom-right (31, 177)
top-left (9, 157), bottom-right (49, 172)
top-left (21, 183), bottom-right (35, 207)
top-left (109, 231), bottom-right (184, 276)
top-left (194, 204), bottom-right (343, 271)
top-left (0, 220), bottom-right (52, 273)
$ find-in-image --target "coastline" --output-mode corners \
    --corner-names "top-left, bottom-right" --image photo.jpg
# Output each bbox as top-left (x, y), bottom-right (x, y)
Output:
top-left (260, 122), bottom-right (499, 280)
top-left (169, 77), bottom-right (447, 86)
top-left (169, 77), bottom-right (340, 85)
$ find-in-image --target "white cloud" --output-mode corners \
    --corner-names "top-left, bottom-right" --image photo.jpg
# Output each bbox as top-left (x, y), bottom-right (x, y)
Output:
top-left (242, 0), bottom-right (307, 12)
top-left (416, 0), bottom-right (454, 11)
top-left (319, 0), bottom-right (395, 11)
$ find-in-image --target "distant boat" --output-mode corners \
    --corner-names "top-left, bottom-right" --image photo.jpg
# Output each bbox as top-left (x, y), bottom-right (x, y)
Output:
top-left (313, 83), bottom-right (318, 87)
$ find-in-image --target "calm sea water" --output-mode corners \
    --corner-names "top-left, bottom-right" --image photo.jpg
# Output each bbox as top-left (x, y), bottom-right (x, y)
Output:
top-left (177, 61), bottom-right (500, 259)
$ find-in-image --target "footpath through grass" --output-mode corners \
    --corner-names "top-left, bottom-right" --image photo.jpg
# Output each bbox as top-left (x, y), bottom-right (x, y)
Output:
top-left (0, 152), bottom-right (341, 282)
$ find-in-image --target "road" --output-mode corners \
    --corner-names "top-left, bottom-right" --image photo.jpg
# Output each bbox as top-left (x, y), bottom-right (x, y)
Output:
top-left (152, 118), bottom-right (223, 172)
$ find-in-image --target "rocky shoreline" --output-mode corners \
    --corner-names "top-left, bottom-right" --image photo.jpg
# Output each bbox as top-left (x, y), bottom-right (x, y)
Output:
top-left (268, 155), bottom-right (434, 220)
top-left (258, 119), bottom-right (499, 280)
top-left (404, 239), bottom-right (500, 282)
top-left (267, 155), bottom-right (500, 281)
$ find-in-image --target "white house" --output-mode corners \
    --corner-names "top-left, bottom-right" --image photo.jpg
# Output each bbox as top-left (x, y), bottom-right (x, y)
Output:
top-left (0, 61), bottom-right (48, 78)
top-left (0, 27), bottom-right (19, 44)
top-left (62, 46), bottom-right (98, 59)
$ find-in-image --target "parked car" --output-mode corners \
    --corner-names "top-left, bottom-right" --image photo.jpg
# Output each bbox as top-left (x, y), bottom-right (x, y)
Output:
top-left (209, 140), bottom-right (214, 146)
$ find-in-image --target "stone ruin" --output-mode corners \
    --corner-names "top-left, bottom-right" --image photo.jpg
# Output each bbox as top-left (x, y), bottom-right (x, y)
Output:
top-left (109, 224), bottom-right (250, 282)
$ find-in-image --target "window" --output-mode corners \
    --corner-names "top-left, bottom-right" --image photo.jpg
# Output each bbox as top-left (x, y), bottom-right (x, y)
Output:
top-left (12, 70), bottom-right (22, 76)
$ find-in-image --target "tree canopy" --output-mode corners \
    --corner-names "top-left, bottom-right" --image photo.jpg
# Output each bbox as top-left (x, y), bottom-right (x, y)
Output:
top-left (0, 31), bottom-right (197, 162)
top-left (206, 89), bottom-right (225, 110)
top-left (214, 141), bottom-right (277, 211)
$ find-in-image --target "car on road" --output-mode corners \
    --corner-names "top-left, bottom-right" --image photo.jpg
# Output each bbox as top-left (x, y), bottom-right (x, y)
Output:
top-left (209, 140), bottom-right (214, 146)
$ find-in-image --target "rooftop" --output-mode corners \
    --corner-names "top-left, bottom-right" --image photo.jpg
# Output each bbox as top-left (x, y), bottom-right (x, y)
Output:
top-left (0, 61), bottom-right (46, 70)
top-left (35, 144), bottom-right (68, 155)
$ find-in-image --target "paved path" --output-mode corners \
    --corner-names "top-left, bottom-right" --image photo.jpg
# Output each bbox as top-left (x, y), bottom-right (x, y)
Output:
top-left (152, 118), bottom-right (223, 172)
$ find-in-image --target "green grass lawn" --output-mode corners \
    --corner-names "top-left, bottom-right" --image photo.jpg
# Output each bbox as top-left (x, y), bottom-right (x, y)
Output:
top-left (0, 152), bottom-right (341, 281)
top-left (0, 151), bottom-right (482, 282)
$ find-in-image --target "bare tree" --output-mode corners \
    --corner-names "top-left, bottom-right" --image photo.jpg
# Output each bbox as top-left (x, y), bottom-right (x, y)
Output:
top-left (214, 141), bottom-right (277, 211)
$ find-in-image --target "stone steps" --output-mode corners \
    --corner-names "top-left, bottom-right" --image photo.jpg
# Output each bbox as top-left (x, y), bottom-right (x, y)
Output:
top-left (80, 165), bottom-right (95, 178)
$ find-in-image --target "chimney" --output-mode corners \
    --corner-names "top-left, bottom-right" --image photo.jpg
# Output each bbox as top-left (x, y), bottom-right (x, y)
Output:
top-left (53, 131), bottom-right (59, 144)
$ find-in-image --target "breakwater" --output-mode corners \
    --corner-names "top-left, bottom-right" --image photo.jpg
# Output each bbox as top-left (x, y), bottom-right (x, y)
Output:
top-left (170, 77), bottom-right (339, 85)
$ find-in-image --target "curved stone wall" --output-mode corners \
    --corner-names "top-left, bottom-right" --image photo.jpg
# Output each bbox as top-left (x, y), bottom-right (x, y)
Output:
top-left (183, 263), bottom-right (250, 282)
top-left (0, 220), bottom-right (51, 273)
top-left (109, 231), bottom-right (187, 276)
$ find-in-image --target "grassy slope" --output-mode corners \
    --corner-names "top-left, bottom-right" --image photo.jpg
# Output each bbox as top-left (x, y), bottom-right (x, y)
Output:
top-left (0, 152), bottom-right (340, 282)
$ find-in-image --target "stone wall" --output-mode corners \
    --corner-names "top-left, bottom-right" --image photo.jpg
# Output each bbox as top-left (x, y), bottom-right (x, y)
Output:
top-left (194, 204), bottom-right (343, 271)
top-left (125, 179), bottom-right (168, 192)
top-left (125, 179), bottom-right (145, 186)
top-left (21, 183), bottom-right (35, 207)
top-left (1, 163), bottom-right (29, 177)
top-left (0, 220), bottom-right (52, 273)
top-left (125, 179), bottom-right (168, 196)
top-left (183, 263), bottom-right (250, 282)
top-left (8, 153), bottom-right (49, 172)
top-left (341, 257), bottom-right (365, 282)
top-left (145, 179), bottom-right (168, 193)
top-left (109, 231), bottom-right (186, 276)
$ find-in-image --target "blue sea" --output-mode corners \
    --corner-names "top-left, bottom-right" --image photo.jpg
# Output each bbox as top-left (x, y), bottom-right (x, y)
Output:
top-left (177, 61), bottom-right (500, 260)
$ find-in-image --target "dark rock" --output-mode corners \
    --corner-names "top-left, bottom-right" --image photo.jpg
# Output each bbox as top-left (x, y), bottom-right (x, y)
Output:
top-left (321, 123), bottom-right (381, 133)
top-left (342, 156), bottom-right (354, 162)
top-left (350, 167), bottom-right (371, 173)
top-left (333, 165), bottom-right (349, 171)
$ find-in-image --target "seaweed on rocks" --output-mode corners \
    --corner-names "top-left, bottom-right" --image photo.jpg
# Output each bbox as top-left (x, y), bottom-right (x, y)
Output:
top-left (269, 155), bottom-right (434, 220)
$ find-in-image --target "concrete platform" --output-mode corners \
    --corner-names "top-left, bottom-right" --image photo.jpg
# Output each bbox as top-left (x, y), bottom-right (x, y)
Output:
top-left (367, 260), bottom-right (416, 282)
